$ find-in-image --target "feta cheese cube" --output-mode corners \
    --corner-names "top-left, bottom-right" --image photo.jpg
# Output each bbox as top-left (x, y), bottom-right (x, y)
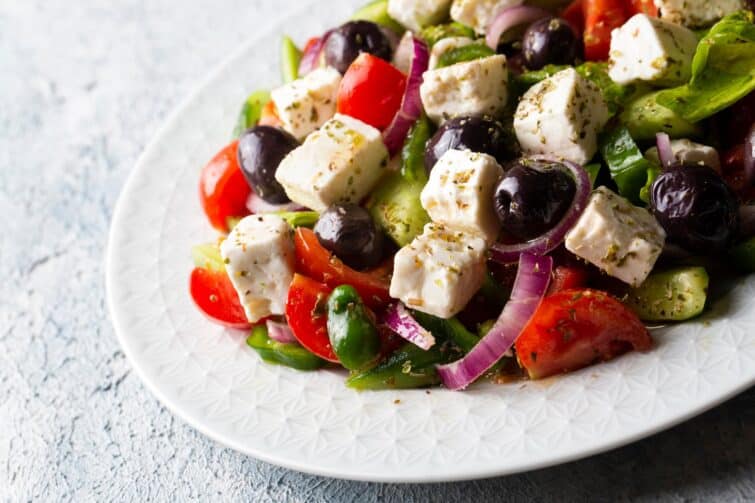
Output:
top-left (420, 54), bottom-right (508, 124)
top-left (420, 149), bottom-right (503, 243)
top-left (645, 139), bottom-right (721, 171)
top-left (450, 0), bottom-right (523, 34)
top-left (270, 67), bottom-right (341, 141)
top-left (220, 215), bottom-right (295, 323)
top-left (565, 187), bottom-right (666, 287)
top-left (654, 0), bottom-right (745, 28)
top-left (429, 36), bottom-right (475, 69)
top-left (388, 0), bottom-right (452, 33)
top-left (390, 223), bottom-right (487, 318)
top-left (514, 68), bottom-right (609, 165)
top-left (608, 14), bottom-right (698, 86)
top-left (275, 114), bottom-right (389, 211)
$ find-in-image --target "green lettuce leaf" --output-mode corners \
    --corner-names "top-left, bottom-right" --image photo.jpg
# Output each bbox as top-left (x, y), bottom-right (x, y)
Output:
top-left (657, 11), bottom-right (755, 122)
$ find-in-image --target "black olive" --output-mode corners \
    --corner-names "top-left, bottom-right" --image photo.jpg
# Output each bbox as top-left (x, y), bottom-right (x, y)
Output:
top-left (314, 203), bottom-right (384, 270)
top-left (522, 17), bottom-right (580, 70)
top-left (493, 159), bottom-right (576, 242)
top-left (650, 164), bottom-right (739, 254)
top-left (237, 126), bottom-right (298, 204)
top-left (324, 21), bottom-right (393, 74)
top-left (424, 116), bottom-right (516, 173)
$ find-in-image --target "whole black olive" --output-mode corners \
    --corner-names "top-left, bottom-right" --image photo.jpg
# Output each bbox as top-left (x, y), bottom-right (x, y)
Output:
top-left (522, 17), bottom-right (580, 70)
top-left (493, 159), bottom-right (576, 242)
top-left (314, 203), bottom-right (384, 270)
top-left (650, 164), bottom-right (739, 254)
top-left (324, 21), bottom-right (393, 74)
top-left (424, 116), bottom-right (515, 172)
top-left (237, 126), bottom-right (298, 203)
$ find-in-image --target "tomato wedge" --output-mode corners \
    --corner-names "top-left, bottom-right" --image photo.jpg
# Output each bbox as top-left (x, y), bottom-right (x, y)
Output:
top-left (515, 289), bottom-right (652, 379)
top-left (189, 267), bottom-right (251, 329)
top-left (337, 53), bottom-right (407, 131)
top-left (561, 0), bottom-right (584, 35)
top-left (199, 140), bottom-right (251, 233)
top-left (294, 228), bottom-right (391, 308)
top-left (628, 0), bottom-right (658, 16)
top-left (286, 274), bottom-right (339, 362)
top-left (548, 265), bottom-right (589, 294)
top-left (582, 0), bottom-right (628, 61)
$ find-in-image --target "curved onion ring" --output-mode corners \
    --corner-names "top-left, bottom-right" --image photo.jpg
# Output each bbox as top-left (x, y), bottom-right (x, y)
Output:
top-left (486, 5), bottom-right (551, 50)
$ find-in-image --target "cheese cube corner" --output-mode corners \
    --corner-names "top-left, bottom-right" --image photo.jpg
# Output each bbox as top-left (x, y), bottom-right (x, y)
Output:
top-left (514, 68), bottom-right (609, 165)
top-left (420, 54), bottom-right (509, 124)
top-left (450, 0), bottom-right (524, 34)
top-left (270, 67), bottom-right (341, 141)
top-left (608, 14), bottom-right (697, 86)
top-left (654, 0), bottom-right (745, 28)
top-left (420, 149), bottom-right (503, 244)
top-left (390, 224), bottom-right (487, 319)
top-left (275, 114), bottom-right (389, 211)
top-left (220, 214), bottom-right (295, 323)
top-left (565, 187), bottom-right (666, 287)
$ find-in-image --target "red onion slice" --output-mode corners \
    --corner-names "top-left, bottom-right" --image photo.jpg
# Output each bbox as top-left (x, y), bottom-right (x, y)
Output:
top-left (383, 303), bottom-right (436, 350)
top-left (656, 132), bottom-right (675, 169)
top-left (489, 156), bottom-right (591, 264)
top-left (246, 190), bottom-right (305, 214)
top-left (266, 320), bottom-right (297, 344)
top-left (298, 30), bottom-right (332, 76)
top-left (437, 253), bottom-right (552, 391)
top-left (486, 5), bottom-right (551, 50)
top-left (745, 123), bottom-right (754, 186)
top-left (382, 35), bottom-right (429, 155)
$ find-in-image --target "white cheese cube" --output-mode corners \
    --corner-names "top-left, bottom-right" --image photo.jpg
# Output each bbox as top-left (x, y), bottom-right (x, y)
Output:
top-left (420, 149), bottom-right (503, 243)
top-left (270, 67), bottom-right (341, 141)
top-left (608, 14), bottom-right (698, 86)
top-left (565, 187), bottom-right (666, 287)
top-left (645, 139), bottom-right (721, 171)
top-left (450, 0), bottom-right (524, 34)
top-left (388, 0), bottom-right (452, 33)
top-left (514, 68), bottom-right (609, 165)
top-left (420, 54), bottom-right (508, 124)
top-left (275, 114), bottom-right (389, 211)
top-left (390, 224), bottom-right (487, 318)
top-left (429, 36), bottom-right (475, 69)
top-left (220, 215), bottom-right (295, 323)
top-left (654, 0), bottom-right (745, 28)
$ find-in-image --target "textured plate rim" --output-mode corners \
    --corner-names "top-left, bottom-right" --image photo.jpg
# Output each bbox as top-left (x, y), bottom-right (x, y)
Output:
top-left (105, 1), bottom-right (755, 483)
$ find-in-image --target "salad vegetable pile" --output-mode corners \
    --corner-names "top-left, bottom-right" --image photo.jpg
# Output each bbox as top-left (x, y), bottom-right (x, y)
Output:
top-left (190, 0), bottom-right (755, 390)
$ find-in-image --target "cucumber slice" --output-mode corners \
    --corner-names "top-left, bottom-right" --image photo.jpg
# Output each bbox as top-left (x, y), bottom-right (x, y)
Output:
top-left (625, 267), bottom-right (709, 322)
top-left (191, 243), bottom-right (225, 272)
top-left (351, 0), bottom-right (404, 33)
top-left (620, 90), bottom-right (701, 141)
top-left (281, 35), bottom-right (301, 84)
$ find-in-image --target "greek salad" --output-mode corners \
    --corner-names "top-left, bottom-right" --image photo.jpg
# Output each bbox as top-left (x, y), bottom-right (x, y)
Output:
top-left (190, 0), bottom-right (755, 390)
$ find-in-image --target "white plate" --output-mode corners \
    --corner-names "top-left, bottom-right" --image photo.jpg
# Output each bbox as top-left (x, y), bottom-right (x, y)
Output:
top-left (106, 0), bottom-right (755, 482)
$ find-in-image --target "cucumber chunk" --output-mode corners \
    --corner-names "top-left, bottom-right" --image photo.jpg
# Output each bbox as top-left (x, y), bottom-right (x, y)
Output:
top-left (620, 90), bottom-right (701, 141)
top-left (625, 267), bottom-right (709, 322)
top-left (191, 243), bottom-right (225, 272)
top-left (351, 0), bottom-right (404, 33)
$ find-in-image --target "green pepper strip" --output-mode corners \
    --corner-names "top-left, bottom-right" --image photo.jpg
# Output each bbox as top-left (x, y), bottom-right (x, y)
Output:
top-left (436, 44), bottom-right (495, 69)
top-left (246, 325), bottom-right (325, 371)
top-left (346, 342), bottom-right (454, 390)
top-left (326, 285), bottom-right (382, 371)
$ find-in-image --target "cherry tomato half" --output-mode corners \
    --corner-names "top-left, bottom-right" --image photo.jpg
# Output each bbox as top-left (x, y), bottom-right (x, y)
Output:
top-left (582, 0), bottom-right (628, 61)
top-left (189, 267), bottom-right (251, 329)
top-left (286, 274), bottom-right (339, 362)
top-left (199, 140), bottom-right (251, 232)
top-left (516, 289), bottom-right (652, 379)
top-left (337, 53), bottom-right (407, 131)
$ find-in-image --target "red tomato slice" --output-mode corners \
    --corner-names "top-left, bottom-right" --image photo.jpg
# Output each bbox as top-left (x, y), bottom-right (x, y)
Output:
top-left (286, 274), bottom-right (339, 362)
top-left (561, 0), bottom-right (584, 35)
top-left (189, 267), bottom-right (251, 329)
top-left (199, 140), bottom-right (251, 233)
top-left (548, 265), bottom-right (590, 294)
top-left (258, 100), bottom-right (283, 128)
top-left (293, 228), bottom-right (392, 308)
top-left (337, 53), bottom-right (407, 131)
top-left (628, 0), bottom-right (658, 16)
top-left (582, 0), bottom-right (628, 61)
top-left (515, 289), bottom-right (652, 379)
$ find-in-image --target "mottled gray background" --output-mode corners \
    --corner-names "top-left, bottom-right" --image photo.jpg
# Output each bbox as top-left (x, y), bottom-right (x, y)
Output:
top-left (1, 1), bottom-right (754, 501)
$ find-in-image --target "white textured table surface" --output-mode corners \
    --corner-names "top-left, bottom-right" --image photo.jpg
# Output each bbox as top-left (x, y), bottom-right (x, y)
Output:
top-left (1, 1), bottom-right (754, 501)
